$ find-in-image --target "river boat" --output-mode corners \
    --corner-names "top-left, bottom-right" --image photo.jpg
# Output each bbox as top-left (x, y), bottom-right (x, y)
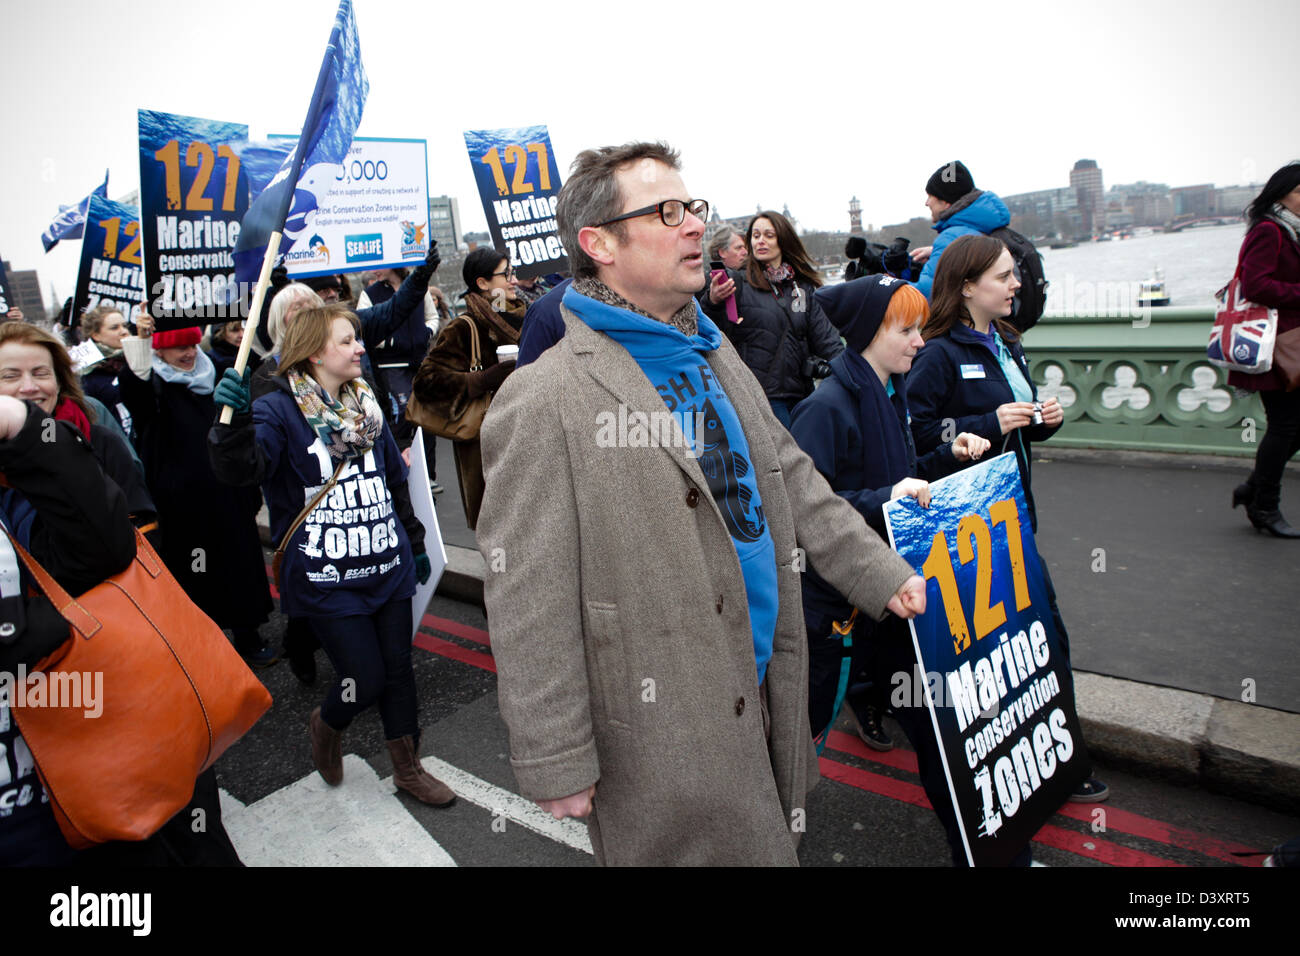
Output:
top-left (1136, 268), bottom-right (1170, 308)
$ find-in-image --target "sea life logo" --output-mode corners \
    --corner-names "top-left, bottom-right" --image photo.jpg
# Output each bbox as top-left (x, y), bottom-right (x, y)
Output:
top-left (400, 220), bottom-right (427, 258)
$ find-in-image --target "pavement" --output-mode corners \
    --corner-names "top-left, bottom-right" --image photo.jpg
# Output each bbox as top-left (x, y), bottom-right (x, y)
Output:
top-left (418, 438), bottom-right (1300, 815)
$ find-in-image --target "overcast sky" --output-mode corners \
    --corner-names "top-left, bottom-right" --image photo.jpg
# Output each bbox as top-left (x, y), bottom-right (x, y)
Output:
top-left (4, 0), bottom-right (1297, 304)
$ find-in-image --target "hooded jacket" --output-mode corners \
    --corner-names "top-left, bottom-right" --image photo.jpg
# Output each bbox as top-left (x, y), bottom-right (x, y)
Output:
top-left (914, 190), bottom-right (1011, 299)
top-left (791, 276), bottom-right (957, 620)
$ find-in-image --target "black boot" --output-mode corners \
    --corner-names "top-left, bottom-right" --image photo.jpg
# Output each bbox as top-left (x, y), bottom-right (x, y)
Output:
top-left (1231, 480), bottom-right (1255, 510)
top-left (1246, 485), bottom-right (1300, 538)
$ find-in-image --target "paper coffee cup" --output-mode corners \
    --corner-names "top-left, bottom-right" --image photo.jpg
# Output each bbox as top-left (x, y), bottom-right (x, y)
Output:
top-left (496, 345), bottom-right (519, 361)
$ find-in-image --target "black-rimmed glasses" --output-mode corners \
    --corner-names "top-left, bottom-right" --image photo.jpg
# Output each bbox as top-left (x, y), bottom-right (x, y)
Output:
top-left (592, 199), bottom-right (709, 229)
top-left (491, 265), bottom-right (516, 279)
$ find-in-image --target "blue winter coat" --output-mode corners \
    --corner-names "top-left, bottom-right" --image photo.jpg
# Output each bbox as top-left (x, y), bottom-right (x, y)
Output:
top-left (905, 324), bottom-right (1060, 530)
top-left (208, 378), bottom-right (422, 619)
top-left (516, 277), bottom-right (574, 368)
top-left (914, 191), bottom-right (1011, 299)
top-left (789, 352), bottom-right (955, 620)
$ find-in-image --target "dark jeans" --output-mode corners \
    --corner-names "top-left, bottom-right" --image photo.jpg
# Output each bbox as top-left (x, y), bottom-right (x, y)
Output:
top-left (1251, 388), bottom-right (1300, 505)
top-left (310, 598), bottom-right (417, 740)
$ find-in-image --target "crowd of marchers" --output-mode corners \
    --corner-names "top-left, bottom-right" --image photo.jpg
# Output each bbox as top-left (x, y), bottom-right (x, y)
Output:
top-left (2, 152), bottom-right (1298, 866)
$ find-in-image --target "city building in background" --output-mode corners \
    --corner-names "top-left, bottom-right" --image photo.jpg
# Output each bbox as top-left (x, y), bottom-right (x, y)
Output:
top-left (1070, 159), bottom-right (1106, 236)
top-left (2, 261), bottom-right (44, 318)
top-left (848, 196), bottom-right (864, 236)
top-left (428, 195), bottom-right (462, 254)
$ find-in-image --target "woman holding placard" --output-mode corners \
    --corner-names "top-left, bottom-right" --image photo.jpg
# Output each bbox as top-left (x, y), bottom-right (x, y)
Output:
top-left (207, 304), bottom-right (452, 807)
top-left (907, 233), bottom-right (1108, 804)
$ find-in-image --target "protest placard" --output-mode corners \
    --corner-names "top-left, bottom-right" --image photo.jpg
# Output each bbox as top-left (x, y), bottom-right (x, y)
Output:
top-left (883, 452), bottom-right (1087, 866)
top-left (463, 126), bottom-right (566, 279)
top-left (0, 260), bottom-right (13, 316)
top-left (270, 137), bottom-right (429, 278)
top-left (406, 430), bottom-right (447, 641)
top-left (138, 110), bottom-right (249, 330)
top-left (73, 195), bottom-right (147, 325)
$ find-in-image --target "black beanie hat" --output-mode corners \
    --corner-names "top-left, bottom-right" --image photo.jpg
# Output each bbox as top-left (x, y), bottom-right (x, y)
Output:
top-left (925, 161), bottom-right (975, 203)
top-left (814, 274), bottom-right (909, 355)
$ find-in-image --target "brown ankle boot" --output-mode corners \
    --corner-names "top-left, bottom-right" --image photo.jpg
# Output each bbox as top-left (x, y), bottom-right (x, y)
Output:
top-left (386, 736), bottom-right (456, 807)
top-left (308, 707), bottom-right (343, 786)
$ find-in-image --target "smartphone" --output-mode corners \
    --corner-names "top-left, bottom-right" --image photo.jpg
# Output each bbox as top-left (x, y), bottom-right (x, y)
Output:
top-left (710, 260), bottom-right (725, 272)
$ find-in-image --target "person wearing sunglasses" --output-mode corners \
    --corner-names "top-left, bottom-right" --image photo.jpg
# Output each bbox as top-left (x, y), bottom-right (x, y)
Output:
top-left (701, 209), bottom-right (844, 428)
top-left (410, 248), bottom-right (523, 528)
top-left (475, 141), bottom-right (925, 866)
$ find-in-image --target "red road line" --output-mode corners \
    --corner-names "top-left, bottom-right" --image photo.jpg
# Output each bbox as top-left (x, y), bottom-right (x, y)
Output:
top-left (826, 729), bottom-right (920, 773)
top-left (1032, 823), bottom-right (1183, 868)
top-left (420, 613), bottom-right (491, 647)
top-left (824, 732), bottom-right (1256, 866)
top-left (818, 756), bottom-right (1182, 867)
top-left (1053, 803), bottom-right (1262, 867)
top-left (414, 632), bottom-right (496, 673)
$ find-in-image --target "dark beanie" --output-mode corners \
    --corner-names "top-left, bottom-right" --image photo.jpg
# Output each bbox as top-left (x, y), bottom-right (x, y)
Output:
top-left (925, 161), bottom-right (975, 203)
top-left (814, 274), bottom-right (909, 354)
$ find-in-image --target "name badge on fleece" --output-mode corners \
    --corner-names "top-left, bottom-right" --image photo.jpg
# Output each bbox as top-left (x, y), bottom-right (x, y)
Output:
top-left (960, 364), bottom-right (986, 380)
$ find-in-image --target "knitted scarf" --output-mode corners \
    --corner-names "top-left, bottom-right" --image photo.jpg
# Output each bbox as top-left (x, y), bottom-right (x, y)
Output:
top-left (763, 262), bottom-right (795, 286)
top-left (1269, 203), bottom-right (1300, 246)
top-left (571, 276), bottom-right (699, 337)
top-left (463, 291), bottom-right (525, 344)
top-left (152, 348), bottom-right (215, 394)
top-left (53, 396), bottom-right (91, 440)
top-left (288, 369), bottom-right (384, 461)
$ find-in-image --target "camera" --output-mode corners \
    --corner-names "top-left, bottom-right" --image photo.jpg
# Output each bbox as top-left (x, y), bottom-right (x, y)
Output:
top-left (1031, 402), bottom-right (1044, 426)
top-left (802, 356), bottom-right (832, 381)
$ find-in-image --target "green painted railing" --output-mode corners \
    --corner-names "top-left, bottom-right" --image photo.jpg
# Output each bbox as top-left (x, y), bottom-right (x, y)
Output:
top-left (1023, 307), bottom-right (1264, 457)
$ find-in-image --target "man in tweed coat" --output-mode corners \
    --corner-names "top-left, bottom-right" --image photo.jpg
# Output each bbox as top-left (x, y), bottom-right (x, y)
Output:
top-left (477, 142), bottom-right (926, 865)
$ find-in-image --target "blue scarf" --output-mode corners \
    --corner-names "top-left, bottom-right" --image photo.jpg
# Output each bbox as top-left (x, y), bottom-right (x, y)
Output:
top-left (152, 348), bottom-right (215, 395)
top-left (841, 348), bottom-right (912, 489)
top-left (564, 287), bottom-right (781, 683)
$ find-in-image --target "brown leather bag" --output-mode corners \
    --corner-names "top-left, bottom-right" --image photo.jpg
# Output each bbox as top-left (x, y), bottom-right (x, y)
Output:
top-left (8, 527), bottom-right (272, 848)
top-left (405, 317), bottom-right (491, 441)
top-left (1272, 327), bottom-right (1300, 392)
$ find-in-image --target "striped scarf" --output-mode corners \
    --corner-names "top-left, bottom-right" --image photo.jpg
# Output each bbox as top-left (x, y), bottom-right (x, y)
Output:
top-left (288, 370), bottom-right (384, 461)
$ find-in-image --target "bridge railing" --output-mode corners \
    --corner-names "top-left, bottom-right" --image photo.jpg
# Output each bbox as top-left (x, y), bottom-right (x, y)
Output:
top-left (1023, 306), bottom-right (1262, 458)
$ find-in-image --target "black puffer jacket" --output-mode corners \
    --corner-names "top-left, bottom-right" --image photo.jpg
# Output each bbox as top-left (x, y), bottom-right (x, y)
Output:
top-left (700, 269), bottom-right (844, 402)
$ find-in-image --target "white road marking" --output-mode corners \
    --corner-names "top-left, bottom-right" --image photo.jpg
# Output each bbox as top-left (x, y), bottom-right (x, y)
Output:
top-left (403, 755), bottom-right (594, 855)
top-left (220, 754), bottom-right (457, 867)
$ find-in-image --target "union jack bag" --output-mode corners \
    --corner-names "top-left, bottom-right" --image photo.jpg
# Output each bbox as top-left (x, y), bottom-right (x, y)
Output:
top-left (1208, 267), bottom-right (1277, 374)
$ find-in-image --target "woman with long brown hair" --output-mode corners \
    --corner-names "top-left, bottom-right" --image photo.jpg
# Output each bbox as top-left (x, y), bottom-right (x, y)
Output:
top-left (907, 233), bottom-right (1108, 804)
top-left (701, 209), bottom-right (842, 426)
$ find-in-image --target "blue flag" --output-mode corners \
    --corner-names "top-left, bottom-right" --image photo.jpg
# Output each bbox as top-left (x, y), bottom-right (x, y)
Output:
top-left (233, 0), bottom-right (368, 287)
top-left (41, 171), bottom-right (109, 252)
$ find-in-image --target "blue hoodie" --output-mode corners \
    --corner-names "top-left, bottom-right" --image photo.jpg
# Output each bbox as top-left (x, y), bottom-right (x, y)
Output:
top-left (563, 288), bottom-right (780, 683)
top-left (914, 191), bottom-right (1011, 299)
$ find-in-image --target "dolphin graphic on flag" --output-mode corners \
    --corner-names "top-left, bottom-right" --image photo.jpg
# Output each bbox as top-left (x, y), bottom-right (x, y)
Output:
top-left (232, 0), bottom-right (368, 287)
top-left (40, 171), bottom-right (109, 252)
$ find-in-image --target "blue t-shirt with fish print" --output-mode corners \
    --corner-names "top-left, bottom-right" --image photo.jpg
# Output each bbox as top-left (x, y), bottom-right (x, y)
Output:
top-left (565, 288), bottom-right (780, 682)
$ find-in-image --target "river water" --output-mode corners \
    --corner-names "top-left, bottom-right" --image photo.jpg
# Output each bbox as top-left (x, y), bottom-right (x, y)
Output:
top-left (1038, 223), bottom-right (1246, 311)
